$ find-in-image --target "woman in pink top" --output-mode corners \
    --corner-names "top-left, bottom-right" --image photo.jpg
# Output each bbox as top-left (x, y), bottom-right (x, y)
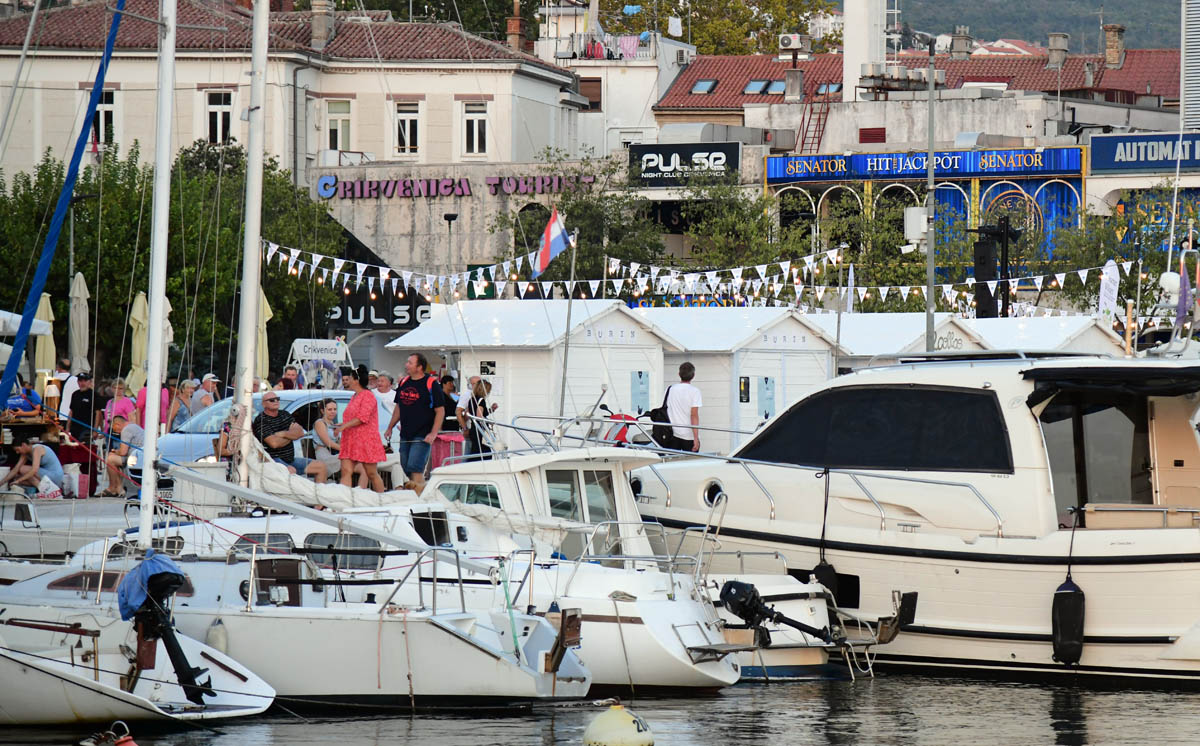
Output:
top-left (133, 384), bottom-right (171, 429)
top-left (103, 379), bottom-right (136, 431)
top-left (334, 365), bottom-right (385, 492)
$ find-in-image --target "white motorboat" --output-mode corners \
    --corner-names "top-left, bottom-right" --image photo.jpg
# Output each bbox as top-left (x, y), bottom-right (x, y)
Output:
top-left (635, 353), bottom-right (1200, 684)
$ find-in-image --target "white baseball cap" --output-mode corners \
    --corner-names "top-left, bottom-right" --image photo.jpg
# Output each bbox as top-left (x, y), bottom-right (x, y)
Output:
top-left (202, 373), bottom-right (221, 383)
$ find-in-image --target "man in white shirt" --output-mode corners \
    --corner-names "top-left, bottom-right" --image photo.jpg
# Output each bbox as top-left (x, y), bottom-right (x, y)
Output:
top-left (54, 358), bottom-right (79, 426)
top-left (665, 362), bottom-right (702, 452)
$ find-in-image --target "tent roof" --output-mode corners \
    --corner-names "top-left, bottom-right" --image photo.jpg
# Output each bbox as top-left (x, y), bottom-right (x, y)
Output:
top-left (0, 309), bottom-right (52, 337)
top-left (805, 312), bottom-right (962, 356)
top-left (630, 306), bottom-right (843, 352)
top-left (958, 316), bottom-right (1123, 352)
top-left (386, 300), bottom-right (683, 350)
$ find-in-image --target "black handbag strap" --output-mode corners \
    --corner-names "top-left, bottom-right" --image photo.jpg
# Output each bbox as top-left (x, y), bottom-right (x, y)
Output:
top-left (660, 385), bottom-right (672, 409)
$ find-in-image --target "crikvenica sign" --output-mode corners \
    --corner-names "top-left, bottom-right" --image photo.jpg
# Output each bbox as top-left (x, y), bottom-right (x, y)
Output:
top-left (1090, 133), bottom-right (1200, 174)
top-left (628, 142), bottom-right (742, 186)
top-left (766, 147), bottom-right (1083, 183)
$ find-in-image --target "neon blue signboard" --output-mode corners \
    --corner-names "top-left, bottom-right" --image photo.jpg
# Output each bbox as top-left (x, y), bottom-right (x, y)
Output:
top-left (1090, 133), bottom-right (1200, 174)
top-left (766, 147), bottom-right (1083, 184)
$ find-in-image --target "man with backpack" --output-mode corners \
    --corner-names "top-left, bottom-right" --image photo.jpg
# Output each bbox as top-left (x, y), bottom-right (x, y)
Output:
top-left (660, 361), bottom-right (702, 452)
top-left (384, 352), bottom-right (446, 486)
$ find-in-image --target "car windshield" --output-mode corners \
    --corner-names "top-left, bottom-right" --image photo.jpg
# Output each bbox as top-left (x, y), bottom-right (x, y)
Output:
top-left (178, 397), bottom-right (264, 433)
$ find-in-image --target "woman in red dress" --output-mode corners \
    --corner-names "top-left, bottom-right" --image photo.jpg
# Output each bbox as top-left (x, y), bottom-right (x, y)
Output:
top-left (334, 365), bottom-right (385, 492)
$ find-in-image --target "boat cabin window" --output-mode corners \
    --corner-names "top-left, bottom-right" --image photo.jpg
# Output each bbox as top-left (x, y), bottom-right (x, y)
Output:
top-left (304, 533), bottom-right (382, 570)
top-left (1038, 391), bottom-right (1152, 525)
top-left (107, 536), bottom-right (185, 558)
top-left (547, 469), bottom-right (584, 521)
top-left (232, 534), bottom-right (295, 555)
top-left (435, 482), bottom-right (501, 509)
top-left (583, 470), bottom-right (619, 525)
top-left (738, 385), bottom-right (1013, 473)
top-left (47, 570), bottom-right (194, 596)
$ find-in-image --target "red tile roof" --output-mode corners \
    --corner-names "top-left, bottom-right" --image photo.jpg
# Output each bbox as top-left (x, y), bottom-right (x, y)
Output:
top-left (656, 49), bottom-right (1179, 110)
top-left (0, 0), bottom-right (566, 74)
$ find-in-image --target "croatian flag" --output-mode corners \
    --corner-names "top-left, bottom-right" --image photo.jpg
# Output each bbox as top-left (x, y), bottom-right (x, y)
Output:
top-left (532, 207), bottom-right (570, 278)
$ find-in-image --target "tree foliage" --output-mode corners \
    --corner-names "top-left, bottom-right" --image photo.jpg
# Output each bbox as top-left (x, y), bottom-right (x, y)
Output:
top-left (0, 141), bottom-right (343, 382)
top-left (597, 0), bottom-right (838, 55)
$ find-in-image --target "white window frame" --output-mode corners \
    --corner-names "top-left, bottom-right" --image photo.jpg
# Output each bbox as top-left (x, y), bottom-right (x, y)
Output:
top-left (91, 90), bottom-right (116, 149)
top-left (205, 90), bottom-right (234, 144)
top-left (393, 101), bottom-right (421, 158)
top-left (462, 101), bottom-right (488, 158)
top-left (326, 99), bottom-right (352, 152)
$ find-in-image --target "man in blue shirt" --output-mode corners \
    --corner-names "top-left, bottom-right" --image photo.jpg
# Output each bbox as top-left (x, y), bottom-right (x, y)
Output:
top-left (6, 379), bottom-right (42, 416)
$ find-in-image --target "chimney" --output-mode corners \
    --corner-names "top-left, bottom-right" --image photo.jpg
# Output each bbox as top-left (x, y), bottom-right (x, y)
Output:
top-left (949, 26), bottom-right (972, 60)
top-left (311, 0), bottom-right (334, 51)
top-left (1047, 32), bottom-right (1068, 69)
top-left (1104, 23), bottom-right (1125, 68)
top-left (271, 0), bottom-right (294, 11)
top-left (1083, 61), bottom-right (1095, 88)
top-left (784, 69), bottom-right (804, 103)
top-left (506, 0), bottom-right (526, 52)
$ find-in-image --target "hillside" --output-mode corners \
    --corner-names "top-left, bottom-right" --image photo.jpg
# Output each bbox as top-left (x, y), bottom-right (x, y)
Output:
top-left (885, 0), bottom-right (1180, 52)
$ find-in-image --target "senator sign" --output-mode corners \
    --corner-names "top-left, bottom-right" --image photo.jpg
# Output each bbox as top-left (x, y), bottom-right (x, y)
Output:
top-left (1090, 133), bottom-right (1200, 174)
top-left (629, 142), bottom-right (742, 187)
top-left (766, 147), bottom-right (1083, 184)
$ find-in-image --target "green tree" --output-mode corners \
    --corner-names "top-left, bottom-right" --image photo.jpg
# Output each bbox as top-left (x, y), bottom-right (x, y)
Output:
top-left (0, 141), bottom-right (343, 381)
top-left (490, 148), bottom-right (666, 294)
top-left (598, 0), bottom-right (837, 55)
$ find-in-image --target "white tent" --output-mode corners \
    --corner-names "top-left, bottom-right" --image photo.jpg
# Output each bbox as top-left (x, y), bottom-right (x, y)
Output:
top-left (633, 307), bottom-right (844, 453)
top-left (387, 300), bottom-right (681, 428)
top-left (805, 312), bottom-right (989, 370)
top-left (0, 309), bottom-right (52, 337)
top-left (958, 316), bottom-right (1127, 356)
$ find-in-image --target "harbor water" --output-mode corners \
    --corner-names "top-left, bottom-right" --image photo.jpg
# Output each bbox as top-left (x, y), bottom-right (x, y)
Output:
top-left (4, 675), bottom-right (1198, 745)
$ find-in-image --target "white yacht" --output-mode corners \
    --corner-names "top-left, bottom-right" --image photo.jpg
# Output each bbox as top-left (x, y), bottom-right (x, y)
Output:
top-left (635, 354), bottom-right (1200, 683)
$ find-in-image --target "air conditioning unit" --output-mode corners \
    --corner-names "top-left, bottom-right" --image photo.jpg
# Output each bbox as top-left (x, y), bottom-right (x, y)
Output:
top-left (779, 33), bottom-right (810, 53)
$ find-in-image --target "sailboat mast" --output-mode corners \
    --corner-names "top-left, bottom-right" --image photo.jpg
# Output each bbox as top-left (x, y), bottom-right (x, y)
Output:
top-left (137, 0), bottom-right (176, 548)
top-left (234, 0), bottom-right (270, 486)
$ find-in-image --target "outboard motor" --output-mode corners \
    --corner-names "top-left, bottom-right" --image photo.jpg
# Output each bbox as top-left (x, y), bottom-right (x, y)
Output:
top-left (117, 549), bottom-right (215, 705)
top-left (719, 580), bottom-right (836, 646)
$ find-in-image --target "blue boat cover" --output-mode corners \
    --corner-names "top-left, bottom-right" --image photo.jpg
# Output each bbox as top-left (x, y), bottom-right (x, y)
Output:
top-left (116, 548), bottom-right (186, 621)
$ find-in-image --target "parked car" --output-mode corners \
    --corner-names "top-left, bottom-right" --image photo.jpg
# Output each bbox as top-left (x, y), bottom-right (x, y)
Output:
top-left (137, 390), bottom-right (392, 470)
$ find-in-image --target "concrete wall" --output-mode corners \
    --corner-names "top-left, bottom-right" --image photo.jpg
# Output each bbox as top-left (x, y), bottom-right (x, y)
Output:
top-left (743, 90), bottom-right (1178, 154)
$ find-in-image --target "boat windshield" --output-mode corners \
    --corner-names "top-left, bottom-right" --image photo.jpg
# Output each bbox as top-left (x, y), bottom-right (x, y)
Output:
top-left (178, 397), bottom-right (265, 434)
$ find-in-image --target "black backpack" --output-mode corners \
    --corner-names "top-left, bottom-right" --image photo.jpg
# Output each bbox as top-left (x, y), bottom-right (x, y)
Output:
top-left (648, 385), bottom-right (673, 445)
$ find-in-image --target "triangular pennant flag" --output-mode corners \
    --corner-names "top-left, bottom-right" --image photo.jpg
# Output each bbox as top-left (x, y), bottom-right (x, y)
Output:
top-left (340, 273), bottom-right (350, 290)
top-left (1054, 273), bottom-right (1066, 287)
top-left (705, 271), bottom-right (718, 287)
top-left (265, 242), bottom-right (279, 265)
top-left (942, 285), bottom-right (955, 303)
top-left (401, 270), bottom-right (413, 288)
top-left (608, 257), bottom-right (621, 274)
top-left (900, 286), bottom-right (910, 298)
top-left (472, 280), bottom-right (485, 297)
top-left (1121, 260), bottom-right (1133, 276)
top-left (1034, 275), bottom-right (1044, 290)
top-left (495, 278), bottom-right (507, 296)
top-left (286, 247), bottom-right (300, 274)
top-left (986, 280), bottom-right (998, 297)
top-left (814, 286), bottom-right (825, 303)
top-left (502, 260), bottom-right (512, 277)
top-left (649, 266), bottom-right (661, 282)
top-left (730, 267), bottom-right (743, 282)
top-left (629, 262), bottom-right (641, 276)
top-left (332, 258), bottom-right (346, 279)
top-left (527, 251), bottom-right (539, 271)
top-left (1077, 269), bottom-right (1089, 285)
top-left (541, 281), bottom-right (553, 297)
top-left (779, 260), bottom-right (791, 278)
top-left (826, 249), bottom-right (838, 263)
top-left (516, 255), bottom-right (526, 272)
top-left (320, 268), bottom-right (329, 285)
top-left (391, 278), bottom-right (399, 296)
top-left (367, 276), bottom-right (376, 296)
top-left (612, 278), bottom-right (625, 294)
top-left (755, 264), bottom-right (769, 280)
top-left (588, 279), bottom-right (600, 296)
top-left (856, 286), bottom-right (869, 302)
top-left (566, 280), bottom-right (577, 295)
top-left (804, 256), bottom-right (814, 271)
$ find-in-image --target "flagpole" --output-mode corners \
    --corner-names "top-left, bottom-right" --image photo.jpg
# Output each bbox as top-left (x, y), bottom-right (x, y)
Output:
top-left (558, 229), bottom-right (580, 418)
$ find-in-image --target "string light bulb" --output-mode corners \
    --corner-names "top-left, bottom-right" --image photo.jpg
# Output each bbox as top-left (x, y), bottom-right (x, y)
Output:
top-left (316, 275), bottom-right (324, 284)
top-left (343, 287), bottom-right (350, 295)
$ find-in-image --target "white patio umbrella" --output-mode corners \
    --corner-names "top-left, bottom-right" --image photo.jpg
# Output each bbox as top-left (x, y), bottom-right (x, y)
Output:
top-left (68, 272), bottom-right (91, 374)
top-left (256, 289), bottom-right (273, 382)
top-left (33, 293), bottom-right (55, 391)
top-left (126, 291), bottom-right (149, 391)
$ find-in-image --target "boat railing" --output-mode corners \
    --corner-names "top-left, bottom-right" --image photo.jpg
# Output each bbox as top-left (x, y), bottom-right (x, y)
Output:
top-left (559, 520), bottom-right (702, 598)
top-left (378, 546), bottom-right (469, 616)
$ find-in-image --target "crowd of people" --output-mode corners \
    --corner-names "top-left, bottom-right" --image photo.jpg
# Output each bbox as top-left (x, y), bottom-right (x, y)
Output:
top-left (3, 352), bottom-right (501, 498)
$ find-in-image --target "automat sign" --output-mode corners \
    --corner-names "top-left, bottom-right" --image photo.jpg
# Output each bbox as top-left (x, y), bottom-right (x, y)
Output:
top-left (628, 142), bottom-right (742, 187)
